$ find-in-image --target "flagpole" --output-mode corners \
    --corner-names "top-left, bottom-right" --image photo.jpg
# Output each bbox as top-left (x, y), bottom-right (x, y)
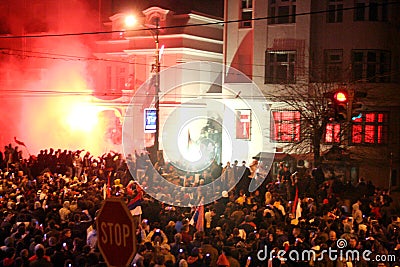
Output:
top-left (14, 137), bottom-right (31, 158)
top-left (24, 146), bottom-right (31, 158)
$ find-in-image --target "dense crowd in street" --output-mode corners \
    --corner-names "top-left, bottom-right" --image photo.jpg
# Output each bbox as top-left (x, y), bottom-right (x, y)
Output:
top-left (0, 144), bottom-right (399, 267)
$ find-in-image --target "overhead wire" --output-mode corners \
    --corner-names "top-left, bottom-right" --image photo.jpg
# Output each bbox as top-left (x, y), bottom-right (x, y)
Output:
top-left (0, 1), bottom-right (398, 97)
top-left (0, 1), bottom-right (399, 39)
top-left (0, 1), bottom-right (398, 72)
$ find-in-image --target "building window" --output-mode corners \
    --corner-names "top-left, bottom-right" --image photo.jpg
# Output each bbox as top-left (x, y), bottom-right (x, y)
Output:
top-left (324, 123), bottom-right (341, 143)
top-left (327, 0), bottom-right (343, 23)
top-left (351, 112), bottom-right (388, 145)
top-left (324, 49), bottom-right (343, 82)
top-left (240, 0), bottom-right (253, 28)
top-left (354, 0), bottom-right (388, 21)
top-left (265, 51), bottom-right (296, 84)
top-left (268, 0), bottom-right (296, 24)
top-left (271, 111), bottom-right (301, 142)
top-left (352, 50), bottom-right (390, 82)
top-left (25, 2), bottom-right (49, 33)
top-left (0, 3), bottom-right (10, 34)
top-left (106, 66), bottom-right (112, 90)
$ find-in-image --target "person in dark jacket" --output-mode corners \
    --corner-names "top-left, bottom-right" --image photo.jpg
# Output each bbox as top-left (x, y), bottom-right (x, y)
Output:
top-left (29, 245), bottom-right (52, 267)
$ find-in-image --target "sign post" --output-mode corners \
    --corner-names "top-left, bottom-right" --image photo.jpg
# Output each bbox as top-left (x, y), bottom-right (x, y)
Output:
top-left (97, 198), bottom-right (137, 267)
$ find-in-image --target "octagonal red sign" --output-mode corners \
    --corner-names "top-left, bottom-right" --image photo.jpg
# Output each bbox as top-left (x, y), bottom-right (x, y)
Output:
top-left (97, 198), bottom-right (136, 267)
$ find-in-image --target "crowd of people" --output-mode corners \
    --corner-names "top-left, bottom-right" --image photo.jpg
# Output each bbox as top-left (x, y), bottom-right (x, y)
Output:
top-left (0, 144), bottom-right (399, 267)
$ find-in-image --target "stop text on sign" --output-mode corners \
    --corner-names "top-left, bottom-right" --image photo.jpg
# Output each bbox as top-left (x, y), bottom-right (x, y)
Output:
top-left (100, 222), bottom-right (131, 247)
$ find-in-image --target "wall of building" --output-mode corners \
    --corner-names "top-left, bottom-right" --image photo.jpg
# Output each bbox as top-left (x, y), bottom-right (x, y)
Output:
top-left (224, 0), bottom-right (400, 188)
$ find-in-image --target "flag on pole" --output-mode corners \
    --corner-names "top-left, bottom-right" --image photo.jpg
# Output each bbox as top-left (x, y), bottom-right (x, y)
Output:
top-left (295, 197), bottom-right (302, 219)
top-left (196, 205), bottom-right (204, 232)
top-left (127, 186), bottom-right (143, 210)
top-left (103, 184), bottom-right (107, 200)
top-left (291, 186), bottom-right (302, 219)
top-left (106, 172), bottom-right (111, 198)
top-left (190, 205), bottom-right (204, 232)
top-left (14, 137), bottom-right (26, 147)
top-left (292, 186), bottom-right (299, 214)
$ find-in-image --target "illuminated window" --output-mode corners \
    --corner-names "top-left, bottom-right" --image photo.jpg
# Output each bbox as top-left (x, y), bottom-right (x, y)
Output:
top-left (352, 50), bottom-right (391, 82)
top-left (265, 51), bottom-right (296, 84)
top-left (327, 0), bottom-right (343, 23)
top-left (351, 112), bottom-right (388, 145)
top-left (271, 111), bottom-right (301, 142)
top-left (269, 0), bottom-right (296, 24)
top-left (324, 123), bottom-right (341, 143)
top-left (240, 0), bottom-right (253, 28)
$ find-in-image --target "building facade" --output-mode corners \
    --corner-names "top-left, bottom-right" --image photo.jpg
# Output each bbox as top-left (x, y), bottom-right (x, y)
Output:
top-left (93, 4), bottom-right (226, 164)
top-left (224, 0), bottom-right (400, 188)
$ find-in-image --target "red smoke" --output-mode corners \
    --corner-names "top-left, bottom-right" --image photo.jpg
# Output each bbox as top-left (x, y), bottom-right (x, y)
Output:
top-left (0, 0), bottom-right (120, 157)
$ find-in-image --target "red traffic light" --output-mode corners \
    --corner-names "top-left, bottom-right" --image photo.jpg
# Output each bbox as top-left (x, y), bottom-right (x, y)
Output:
top-left (333, 91), bottom-right (348, 103)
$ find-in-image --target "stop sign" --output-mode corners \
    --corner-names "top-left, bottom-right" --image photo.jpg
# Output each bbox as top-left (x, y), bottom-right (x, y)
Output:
top-left (97, 198), bottom-right (137, 267)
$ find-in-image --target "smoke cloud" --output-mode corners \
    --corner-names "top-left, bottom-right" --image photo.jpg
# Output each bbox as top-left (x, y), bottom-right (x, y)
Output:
top-left (0, 0), bottom-right (120, 157)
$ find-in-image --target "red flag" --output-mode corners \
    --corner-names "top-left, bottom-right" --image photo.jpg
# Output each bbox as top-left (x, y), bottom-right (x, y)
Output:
top-left (106, 172), bottom-right (111, 198)
top-left (196, 205), bottom-right (204, 232)
top-left (292, 186), bottom-right (299, 214)
top-left (14, 137), bottom-right (26, 147)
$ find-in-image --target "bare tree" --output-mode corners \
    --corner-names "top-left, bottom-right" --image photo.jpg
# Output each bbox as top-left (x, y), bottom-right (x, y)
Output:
top-left (263, 80), bottom-right (340, 165)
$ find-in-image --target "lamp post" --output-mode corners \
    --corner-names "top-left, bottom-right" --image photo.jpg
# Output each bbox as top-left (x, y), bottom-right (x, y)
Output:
top-left (153, 17), bottom-right (160, 155)
top-left (125, 15), bottom-right (161, 159)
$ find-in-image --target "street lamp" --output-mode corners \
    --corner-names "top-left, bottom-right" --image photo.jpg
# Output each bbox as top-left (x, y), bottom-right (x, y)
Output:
top-left (124, 15), bottom-right (161, 160)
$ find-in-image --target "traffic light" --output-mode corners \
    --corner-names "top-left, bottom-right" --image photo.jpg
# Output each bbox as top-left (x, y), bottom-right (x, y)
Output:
top-left (332, 90), bottom-right (348, 122)
top-left (350, 91), bottom-right (367, 121)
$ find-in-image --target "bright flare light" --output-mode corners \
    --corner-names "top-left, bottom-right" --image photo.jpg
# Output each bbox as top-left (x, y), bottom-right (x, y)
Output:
top-left (178, 126), bottom-right (202, 162)
top-left (125, 15), bottom-right (137, 28)
top-left (66, 104), bottom-right (100, 132)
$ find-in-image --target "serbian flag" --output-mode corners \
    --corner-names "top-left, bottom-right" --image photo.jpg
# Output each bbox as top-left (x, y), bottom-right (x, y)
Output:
top-left (190, 205), bottom-right (204, 232)
top-left (291, 186), bottom-right (302, 219)
top-left (14, 137), bottom-right (26, 147)
top-left (127, 186), bottom-right (143, 210)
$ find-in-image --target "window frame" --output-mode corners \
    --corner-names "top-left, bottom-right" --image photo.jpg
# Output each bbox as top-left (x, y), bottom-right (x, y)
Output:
top-left (324, 49), bottom-right (344, 82)
top-left (240, 0), bottom-right (253, 28)
top-left (268, 0), bottom-right (297, 24)
top-left (324, 122), bottom-right (342, 144)
top-left (354, 0), bottom-right (389, 22)
top-left (351, 49), bottom-right (391, 83)
top-left (265, 50), bottom-right (297, 84)
top-left (351, 112), bottom-right (388, 145)
top-left (271, 110), bottom-right (301, 143)
top-left (327, 0), bottom-right (344, 23)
